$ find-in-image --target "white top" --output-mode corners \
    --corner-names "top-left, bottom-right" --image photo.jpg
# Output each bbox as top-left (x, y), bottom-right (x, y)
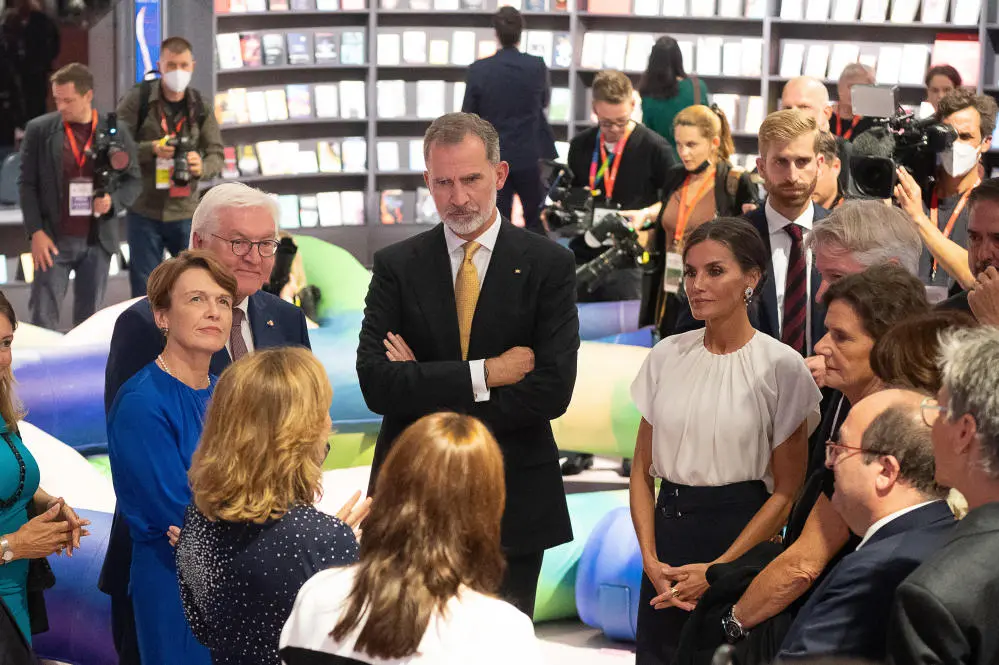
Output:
top-left (631, 329), bottom-right (821, 492)
top-left (225, 297), bottom-right (254, 358)
top-left (442, 212), bottom-right (502, 403)
top-left (765, 199), bottom-right (814, 333)
top-left (856, 500), bottom-right (941, 550)
top-left (279, 566), bottom-right (544, 665)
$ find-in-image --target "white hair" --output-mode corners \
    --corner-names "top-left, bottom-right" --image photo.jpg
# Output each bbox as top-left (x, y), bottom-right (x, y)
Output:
top-left (805, 200), bottom-right (922, 275)
top-left (190, 182), bottom-right (280, 244)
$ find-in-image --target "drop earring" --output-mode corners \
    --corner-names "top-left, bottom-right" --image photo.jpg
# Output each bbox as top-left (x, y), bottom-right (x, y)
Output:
top-left (744, 287), bottom-right (753, 305)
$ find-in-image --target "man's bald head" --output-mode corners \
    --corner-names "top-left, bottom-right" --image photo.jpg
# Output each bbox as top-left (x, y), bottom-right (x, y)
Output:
top-left (782, 76), bottom-right (832, 132)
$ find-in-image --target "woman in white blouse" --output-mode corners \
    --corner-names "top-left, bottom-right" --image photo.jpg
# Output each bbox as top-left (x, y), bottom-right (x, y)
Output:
top-left (279, 412), bottom-right (544, 665)
top-left (629, 217), bottom-right (822, 665)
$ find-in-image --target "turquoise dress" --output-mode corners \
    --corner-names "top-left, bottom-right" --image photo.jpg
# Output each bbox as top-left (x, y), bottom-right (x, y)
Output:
top-left (0, 426), bottom-right (41, 643)
top-left (108, 362), bottom-right (216, 665)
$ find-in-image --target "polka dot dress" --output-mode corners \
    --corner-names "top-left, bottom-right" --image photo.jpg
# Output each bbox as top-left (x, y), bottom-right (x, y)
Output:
top-left (176, 503), bottom-right (358, 665)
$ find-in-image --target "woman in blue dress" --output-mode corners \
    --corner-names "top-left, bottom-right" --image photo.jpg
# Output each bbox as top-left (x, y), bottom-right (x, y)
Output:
top-left (0, 291), bottom-right (88, 643)
top-left (107, 250), bottom-right (237, 665)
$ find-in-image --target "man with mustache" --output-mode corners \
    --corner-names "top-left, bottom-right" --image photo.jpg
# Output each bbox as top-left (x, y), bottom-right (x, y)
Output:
top-left (672, 109), bottom-right (828, 355)
top-left (938, 177), bottom-right (999, 326)
top-left (356, 112), bottom-right (580, 619)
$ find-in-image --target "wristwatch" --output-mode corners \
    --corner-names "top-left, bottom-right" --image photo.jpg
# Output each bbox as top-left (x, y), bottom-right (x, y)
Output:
top-left (721, 605), bottom-right (748, 643)
top-left (0, 537), bottom-right (13, 564)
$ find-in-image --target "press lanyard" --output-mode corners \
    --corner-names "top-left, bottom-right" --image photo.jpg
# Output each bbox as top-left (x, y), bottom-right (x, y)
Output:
top-left (929, 180), bottom-right (978, 279)
top-left (674, 167), bottom-right (716, 248)
top-left (836, 114), bottom-right (861, 140)
top-left (64, 109), bottom-right (98, 174)
top-left (589, 122), bottom-right (634, 202)
top-left (161, 106), bottom-right (186, 137)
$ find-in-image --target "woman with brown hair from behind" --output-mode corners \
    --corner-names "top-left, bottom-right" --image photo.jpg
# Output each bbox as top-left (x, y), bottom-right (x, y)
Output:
top-left (279, 412), bottom-right (544, 665)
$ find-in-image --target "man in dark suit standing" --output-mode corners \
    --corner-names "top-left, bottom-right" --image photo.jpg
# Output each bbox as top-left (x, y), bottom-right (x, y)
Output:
top-left (777, 389), bottom-right (954, 662)
top-left (462, 6), bottom-right (554, 234)
top-left (673, 109), bottom-right (828, 356)
top-left (357, 112), bottom-right (579, 618)
top-left (888, 327), bottom-right (999, 665)
top-left (101, 181), bottom-right (312, 665)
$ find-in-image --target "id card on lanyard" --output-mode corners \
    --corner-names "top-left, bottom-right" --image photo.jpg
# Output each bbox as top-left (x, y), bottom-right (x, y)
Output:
top-left (156, 109), bottom-right (191, 197)
top-left (663, 168), bottom-right (716, 294)
top-left (929, 181), bottom-right (978, 281)
top-left (65, 111), bottom-right (98, 217)
top-left (589, 123), bottom-right (634, 203)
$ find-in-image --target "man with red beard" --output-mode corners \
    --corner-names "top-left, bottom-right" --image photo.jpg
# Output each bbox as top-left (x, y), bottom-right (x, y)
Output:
top-left (672, 109), bottom-right (828, 356)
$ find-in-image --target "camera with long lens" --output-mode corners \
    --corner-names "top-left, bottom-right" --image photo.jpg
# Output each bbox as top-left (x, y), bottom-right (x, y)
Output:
top-left (848, 85), bottom-right (957, 199)
top-left (166, 134), bottom-right (196, 186)
top-left (539, 159), bottom-right (654, 293)
top-left (89, 111), bottom-right (130, 205)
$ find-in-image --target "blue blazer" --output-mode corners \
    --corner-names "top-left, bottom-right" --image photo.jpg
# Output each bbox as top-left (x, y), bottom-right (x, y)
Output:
top-left (673, 202), bottom-right (828, 356)
top-left (99, 289), bottom-right (311, 596)
top-left (778, 500), bottom-right (955, 662)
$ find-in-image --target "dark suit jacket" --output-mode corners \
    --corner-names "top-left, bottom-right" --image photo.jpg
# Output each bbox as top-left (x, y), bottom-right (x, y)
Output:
top-left (672, 203), bottom-right (829, 356)
top-left (356, 220), bottom-right (578, 555)
top-left (18, 110), bottom-right (141, 255)
top-left (462, 47), bottom-right (554, 171)
top-left (98, 290), bottom-right (311, 596)
top-left (779, 500), bottom-right (955, 662)
top-left (888, 501), bottom-right (999, 665)
top-left (938, 289), bottom-right (971, 314)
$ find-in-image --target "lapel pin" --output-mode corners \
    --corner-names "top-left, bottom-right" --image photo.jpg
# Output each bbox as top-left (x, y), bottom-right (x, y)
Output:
top-left (267, 320), bottom-right (275, 327)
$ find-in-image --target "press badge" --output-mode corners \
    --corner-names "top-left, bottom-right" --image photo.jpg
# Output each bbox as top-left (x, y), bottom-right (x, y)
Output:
top-left (155, 157), bottom-right (173, 190)
top-left (663, 252), bottom-right (683, 294)
top-left (68, 179), bottom-right (93, 217)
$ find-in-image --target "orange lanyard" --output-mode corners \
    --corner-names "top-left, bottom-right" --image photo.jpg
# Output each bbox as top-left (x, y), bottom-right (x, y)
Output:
top-left (160, 106), bottom-right (186, 137)
top-left (836, 114), bottom-right (861, 140)
top-left (64, 109), bottom-right (97, 173)
top-left (589, 122), bottom-right (634, 202)
top-left (674, 167), bottom-right (716, 247)
top-left (930, 180), bottom-right (979, 277)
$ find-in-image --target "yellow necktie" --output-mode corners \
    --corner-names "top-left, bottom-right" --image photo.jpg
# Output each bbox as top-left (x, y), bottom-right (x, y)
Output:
top-left (455, 241), bottom-right (482, 360)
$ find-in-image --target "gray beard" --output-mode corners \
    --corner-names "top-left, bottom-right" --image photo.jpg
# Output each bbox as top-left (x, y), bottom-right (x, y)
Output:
top-left (442, 212), bottom-right (489, 236)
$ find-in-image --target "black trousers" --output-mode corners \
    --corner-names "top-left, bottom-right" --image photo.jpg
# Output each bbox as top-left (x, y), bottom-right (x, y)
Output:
top-left (499, 550), bottom-right (545, 619)
top-left (636, 480), bottom-right (769, 665)
top-left (110, 591), bottom-right (142, 665)
top-left (497, 166), bottom-right (546, 234)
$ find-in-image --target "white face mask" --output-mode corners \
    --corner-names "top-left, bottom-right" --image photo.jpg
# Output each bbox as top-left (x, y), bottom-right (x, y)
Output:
top-left (161, 70), bottom-right (192, 95)
top-left (939, 141), bottom-right (980, 177)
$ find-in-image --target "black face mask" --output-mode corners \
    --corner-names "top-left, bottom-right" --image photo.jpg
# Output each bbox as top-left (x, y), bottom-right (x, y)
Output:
top-left (688, 159), bottom-right (712, 175)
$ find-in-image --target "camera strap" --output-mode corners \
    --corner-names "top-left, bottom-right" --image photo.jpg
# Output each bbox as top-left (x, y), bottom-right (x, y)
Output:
top-left (929, 180), bottom-right (978, 279)
top-left (63, 109), bottom-right (97, 174)
top-left (590, 123), bottom-right (634, 201)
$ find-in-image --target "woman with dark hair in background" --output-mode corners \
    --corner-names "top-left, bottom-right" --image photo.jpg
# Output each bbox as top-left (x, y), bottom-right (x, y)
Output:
top-left (925, 65), bottom-right (963, 113)
top-left (630, 217), bottom-right (821, 665)
top-left (639, 36), bottom-right (711, 159)
top-left (638, 104), bottom-right (757, 338)
top-left (280, 412), bottom-right (543, 665)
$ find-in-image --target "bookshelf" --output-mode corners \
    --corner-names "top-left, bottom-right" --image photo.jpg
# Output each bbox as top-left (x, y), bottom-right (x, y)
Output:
top-left (212, 0), bottom-right (999, 264)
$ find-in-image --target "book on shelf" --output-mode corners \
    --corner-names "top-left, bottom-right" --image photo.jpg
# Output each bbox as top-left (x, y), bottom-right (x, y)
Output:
top-left (827, 43), bottom-right (860, 80)
top-left (240, 33), bottom-right (263, 67)
top-left (341, 138), bottom-right (368, 172)
top-left (690, 0), bottom-right (716, 15)
top-left (859, 0), bottom-right (888, 21)
top-left (286, 85), bottom-right (313, 118)
top-left (549, 87), bottom-right (571, 122)
top-left (625, 34), bottom-right (654, 73)
top-left (429, 39), bottom-right (450, 65)
top-left (553, 33), bottom-right (572, 69)
top-left (712, 94), bottom-right (739, 127)
top-left (587, 0), bottom-right (627, 12)
top-left (451, 31), bottom-right (477, 66)
top-left (744, 0), bottom-right (766, 16)
top-left (416, 188), bottom-right (439, 224)
top-left (269, 0), bottom-right (289, 8)
top-left (722, 41), bottom-right (742, 77)
top-left (662, 0), bottom-right (686, 16)
top-left (718, 0), bottom-right (743, 16)
top-left (805, 0), bottom-right (831, 20)
top-left (215, 91), bottom-right (235, 125)
top-left (580, 32), bottom-right (604, 70)
top-left (255, 140), bottom-right (284, 175)
top-left (403, 31), bottom-right (428, 64)
top-left (340, 191), bottom-right (366, 226)
top-left (634, 0), bottom-right (660, 14)
top-left (318, 141), bottom-right (343, 172)
top-left (780, 0), bottom-right (803, 18)
top-left (341, 0), bottom-right (366, 7)
top-left (889, 0), bottom-right (918, 21)
top-left (381, 0), bottom-right (401, 7)
top-left (314, 84), bottom-right (340, 117)
top-left (524, 0), bottom-right (547, 9)
top-left (677, 40), bottom-right (694, 71)
top-left (803, 44), bottom-right (830, 80)
top-left (409, 139), bottom-right (426, 171)
top-left (898, 44), bottom-right (931, 85)
top-left (875, 45), bottom-right (903, 84)
top-left (478, 38), bottom-right (498, 60)
top-left (291, 0), bottom-right (315, 8)
top-left (410, 0), bottom-right (433, 8)
top-left (603, 33), bottom-right (628, 71)
top-left (227, 88), bottom-right (250, 123)
top-left (341, 31), bottom-right (366, 65)
top-left (316, 0), bottom-right (339, 7)
top-left (300, 196), bottom-right (320, 229)
top-left (461, 0), bottom-right (486, 8)
top-left (858, 51), bottom-right (878, 70)
top-left (435, 0), bottom-right (460, 7)
top-left (526, 31), bottom-right (554, 67)
top-left (920, 0), bottom-right (949, 23)
top-left (378, 32), bottom-right (402, 66)
top-left (315, 32), bottom-right (339, 63)
top-left (317, 192), bottom-right (342, 227)
top-left (380, 190), bottom-right (405, 224)
top-left (951, 0), bottom-right (980, 25)
top-left (417, 80), bottom-right (447, 118)
top-left (696, 37), bottom-right (723, 77)
top-left (340, 81), bottom-right (367, 118)
top-left (377, 80), bottom-right (407, 118)
top-left (743, 96), bottom-right (765, 134)
top-left (377, 141), bottom-right (401, 172)
top-left (246, 90), bottom-right (269, 123)
top-left (262, 33), bottom-right (287, 66)
top-left (740, 38), bottom-right (763, 77)
top-left (499, 0), bottom-right (523, 7)
top-left (237, 145), bottom-right (260, 176)
top-left (265, 89), bottom-right (290, 121)
top-left (779, 42), bottom-right (805, 78)
top-left (931, 33), bottom-right (980, 86)
top-left (287, 33), bottom-right (314, 65)
top-left (452, 81), bottom-right (466, 112)
top-left (218, 0), bottom-right (238, 12)
top-left (222, 147), bottom-right (240, 179)
top-left (277, 195), bottom-right (300, 229)
top-left (830, 0), bottom-right (859, 20)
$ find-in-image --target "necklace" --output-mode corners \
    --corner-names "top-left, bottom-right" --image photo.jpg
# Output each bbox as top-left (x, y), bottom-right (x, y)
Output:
top-left (158, 354), bottom-right (209, 390)
top-left (0, 433), bottom-right (25, 511)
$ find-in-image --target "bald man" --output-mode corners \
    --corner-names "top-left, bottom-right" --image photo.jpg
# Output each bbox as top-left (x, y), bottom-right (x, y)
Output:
top-left (782, 76), bottom-right (853, 195)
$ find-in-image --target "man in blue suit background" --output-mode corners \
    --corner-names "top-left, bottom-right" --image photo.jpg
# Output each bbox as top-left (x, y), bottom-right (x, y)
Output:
top-left (777, 389), bottom-right (955, 662)
top-left (100, 181), bottom-right (312, 664)
top-left (462, 5), bottom-right (555, 234)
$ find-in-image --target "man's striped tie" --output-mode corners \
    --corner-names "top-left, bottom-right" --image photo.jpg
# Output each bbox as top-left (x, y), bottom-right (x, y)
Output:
top-left (781, 223), bottom-right (807, 356)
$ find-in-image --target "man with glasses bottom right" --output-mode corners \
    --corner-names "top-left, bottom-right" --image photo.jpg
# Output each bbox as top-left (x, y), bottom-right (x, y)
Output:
top-left (100, 181), bottom-right (311, 665)
top-left (888, 327), bottom-right (999, 665)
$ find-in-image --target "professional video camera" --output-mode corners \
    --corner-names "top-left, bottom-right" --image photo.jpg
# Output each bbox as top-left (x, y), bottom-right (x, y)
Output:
top-left (166, 134), bottom-right (196, 186)
top-left (88, 111), bottom-right (130, 203)
top-left (849, 85), bottom-right (957, 199)
top-left (540, 159), bottom-right (654, 294)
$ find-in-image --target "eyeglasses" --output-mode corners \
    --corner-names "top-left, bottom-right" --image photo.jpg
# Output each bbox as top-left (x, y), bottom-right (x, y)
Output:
top-left (212, 234), bottom-right (279, 258)
top-left (598, 119), bottom-right (631, 131)
top-left (921, 397), bottom-right (949, 427)
top-left (824, 440), bottom-right (893, 466)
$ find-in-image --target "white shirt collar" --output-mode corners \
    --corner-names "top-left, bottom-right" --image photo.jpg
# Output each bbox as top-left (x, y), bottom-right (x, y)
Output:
top-left (856, 500), bottom-right (941, 550)
top-left (765, 199), bottom-right (815, 235)
top-left (234, 296), bottom-right (250, 319)
top-left (443, 209), bottom-right (502, 256)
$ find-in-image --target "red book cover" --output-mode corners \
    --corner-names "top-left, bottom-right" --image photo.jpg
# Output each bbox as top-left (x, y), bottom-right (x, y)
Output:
top-left (931, 33), bottom-right (980, 87)
top-left (587, 0), bottom-right (628, 13)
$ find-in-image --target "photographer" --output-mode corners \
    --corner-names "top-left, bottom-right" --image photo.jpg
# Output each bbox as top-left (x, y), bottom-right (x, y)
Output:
top-left (813, 131), bottom-right (844, 211)
top-left (566, 69), bottom-right (675, 302)
top-left (18, 62), bottom-right (141, 330)
top-left (894, 88), bottom-right (997, 296)
top-left (116, 36), bottom-right (224, 298)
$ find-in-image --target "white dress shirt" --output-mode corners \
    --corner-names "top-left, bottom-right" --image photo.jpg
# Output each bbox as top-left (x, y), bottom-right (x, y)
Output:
top-left (225, 297), bottom-right (254, 359)
top-left (765, 199), bottom-right (815, 335)
top-left (856, 500), bottom-right (941, 550)
top-left (442, 212), bottom-right (502, 402)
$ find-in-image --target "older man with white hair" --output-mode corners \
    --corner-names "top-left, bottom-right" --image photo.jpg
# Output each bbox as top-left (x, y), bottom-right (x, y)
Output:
top-left (100, 181), bottom-right (311, 665)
